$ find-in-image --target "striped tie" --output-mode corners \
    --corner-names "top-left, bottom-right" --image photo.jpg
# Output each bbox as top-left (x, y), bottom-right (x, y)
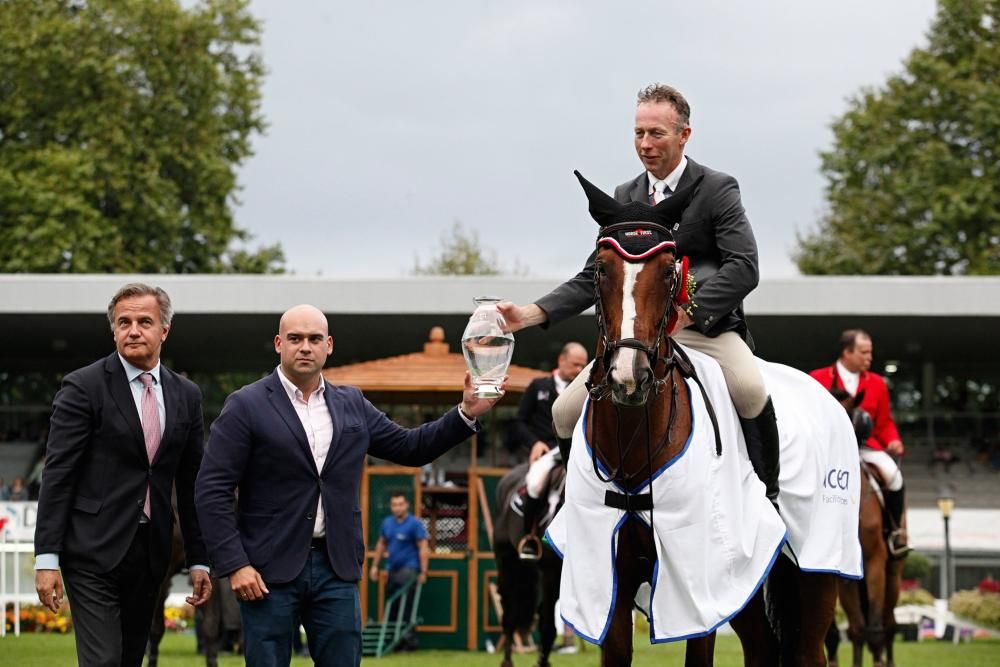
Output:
top-left (652, 180), bottom-right (671, 204)
top-left (138, 373), bottom-right (161, 519)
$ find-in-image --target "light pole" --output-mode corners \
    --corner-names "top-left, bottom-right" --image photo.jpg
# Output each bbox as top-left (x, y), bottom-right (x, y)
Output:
top-left (936, 488), bottom-right (955, 601)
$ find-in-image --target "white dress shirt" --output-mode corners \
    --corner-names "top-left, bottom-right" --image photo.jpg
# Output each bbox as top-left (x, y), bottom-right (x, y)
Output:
top-left (836, 360), bottom-right (861, 396)
top-left (647, 155), bottom-right (688, 200)
top-left (276, 367), bottom-right (334, 538)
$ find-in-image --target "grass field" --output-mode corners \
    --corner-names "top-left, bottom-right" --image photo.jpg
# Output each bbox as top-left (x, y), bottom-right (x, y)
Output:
top-left (1, 633), bottom-right (998, 666)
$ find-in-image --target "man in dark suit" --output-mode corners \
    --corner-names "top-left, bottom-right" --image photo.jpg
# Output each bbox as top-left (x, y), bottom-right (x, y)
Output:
top-left (499, 83), bottom-right (781, 506)
top-left (34, 283), bottom-right (211, 666)
top-left (510, 343), bottom-right (586, 557)
top-left (195, 304), bottom-right (501, 667)
top-left (512, 342), bottom-right (588, 464)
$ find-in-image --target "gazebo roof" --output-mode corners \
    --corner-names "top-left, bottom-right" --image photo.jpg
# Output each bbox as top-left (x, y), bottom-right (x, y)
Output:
top-left (323, 326), bottom-right (548, 405)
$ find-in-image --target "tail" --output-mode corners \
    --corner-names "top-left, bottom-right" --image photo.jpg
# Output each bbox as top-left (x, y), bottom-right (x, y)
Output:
top-left (765, 553), bottom-right (802, 665)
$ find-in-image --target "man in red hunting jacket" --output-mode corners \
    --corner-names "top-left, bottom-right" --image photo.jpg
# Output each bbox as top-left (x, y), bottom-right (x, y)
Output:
top-left (809, 328), bottom-right (910, 555)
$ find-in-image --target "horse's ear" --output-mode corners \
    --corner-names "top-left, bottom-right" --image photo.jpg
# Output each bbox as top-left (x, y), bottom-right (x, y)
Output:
top-left (574, 170), bottom-right (620, 226)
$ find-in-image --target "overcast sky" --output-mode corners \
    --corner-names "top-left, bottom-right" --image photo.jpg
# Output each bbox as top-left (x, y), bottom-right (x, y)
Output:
top-left (234, 0), bottom-right (939, 280)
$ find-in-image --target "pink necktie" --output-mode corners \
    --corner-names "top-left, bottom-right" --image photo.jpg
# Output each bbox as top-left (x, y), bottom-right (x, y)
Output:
top-left (138, 373), bottom-right (162, 519)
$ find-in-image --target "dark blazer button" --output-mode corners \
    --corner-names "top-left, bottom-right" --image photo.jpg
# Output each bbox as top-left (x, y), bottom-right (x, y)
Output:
top-left (306, 513), bottom-right (315, 520)
top-left (137, 499), bottom-right (144, 507)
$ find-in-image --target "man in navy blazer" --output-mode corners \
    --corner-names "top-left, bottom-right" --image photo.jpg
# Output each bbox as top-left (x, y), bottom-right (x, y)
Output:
top-left (195, 305), bottom-right (501, 666)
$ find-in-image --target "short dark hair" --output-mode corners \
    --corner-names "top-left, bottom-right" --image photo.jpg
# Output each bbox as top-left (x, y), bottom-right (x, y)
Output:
top-left (637, 84), bottom-right (691, 127)
top-left (838, 329), bottom-right (871, 357)
top-left (106, 283), bottom-right (173, 331)
top-left (389, 491), bottom-right (408, 502)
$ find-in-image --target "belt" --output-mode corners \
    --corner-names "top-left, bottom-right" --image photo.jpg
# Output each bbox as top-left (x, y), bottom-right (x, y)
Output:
top-left (310, 537), bottom-right (326, 550)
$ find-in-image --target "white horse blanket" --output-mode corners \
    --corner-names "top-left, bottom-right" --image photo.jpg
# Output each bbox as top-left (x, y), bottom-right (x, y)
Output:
top-left (545, 345), bottom-right (862, 644)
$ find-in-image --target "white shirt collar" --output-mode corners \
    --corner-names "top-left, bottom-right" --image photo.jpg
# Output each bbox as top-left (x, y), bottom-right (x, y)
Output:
top-left (276, 366), bottom-right (326, 401)
top-left (647, 155), bottom-right (688, 196)
top-left (118, 354), bottom-right (161, 385)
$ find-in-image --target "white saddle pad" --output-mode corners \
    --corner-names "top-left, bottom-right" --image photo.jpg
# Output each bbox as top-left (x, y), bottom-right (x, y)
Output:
top-left (545, 344), bottom-right (862, 645)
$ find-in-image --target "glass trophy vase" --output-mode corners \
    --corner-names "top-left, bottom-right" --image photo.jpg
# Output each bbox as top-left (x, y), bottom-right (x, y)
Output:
top-left (461, 296), bottom-right (514, 399)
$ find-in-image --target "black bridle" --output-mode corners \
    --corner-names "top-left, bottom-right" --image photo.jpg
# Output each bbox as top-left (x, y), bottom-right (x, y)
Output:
top-left (585, 222), bottom-right (683, 495)
top-left (588, 222), bottom-right (682, 402)
top-left (584, 222), bottom-right (723, 511)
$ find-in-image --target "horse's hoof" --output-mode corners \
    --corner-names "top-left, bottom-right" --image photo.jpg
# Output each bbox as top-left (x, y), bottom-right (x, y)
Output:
top-left (500, 660), bottom-right (514, 667)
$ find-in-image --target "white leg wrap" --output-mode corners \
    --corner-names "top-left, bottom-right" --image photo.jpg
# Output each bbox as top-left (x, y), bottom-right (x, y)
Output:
top-left (526, 448), bottom-right (559, 498)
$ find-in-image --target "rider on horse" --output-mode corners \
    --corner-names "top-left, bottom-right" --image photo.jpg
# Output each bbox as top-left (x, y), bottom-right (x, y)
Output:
top-left (510, 343), bottom-right (588, 558)
top-left (499, 83), bottom-right (782, 508)
top-left (810, 329), bottom-right (911, 556)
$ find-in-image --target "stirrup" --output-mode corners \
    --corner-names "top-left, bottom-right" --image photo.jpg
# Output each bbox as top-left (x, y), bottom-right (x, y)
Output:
top-left (887, 529), bottom-right (912, 559)
top-left (516, 534), bottom-right (542, 561)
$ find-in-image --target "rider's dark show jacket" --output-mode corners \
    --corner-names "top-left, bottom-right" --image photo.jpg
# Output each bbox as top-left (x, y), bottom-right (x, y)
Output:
top-left (536, 157), bottom-right (759, 347)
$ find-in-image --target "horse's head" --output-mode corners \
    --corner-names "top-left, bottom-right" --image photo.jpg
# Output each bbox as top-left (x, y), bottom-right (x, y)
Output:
top-left (595, 227), bottom-right (678, 405)
top-left (574, 170), bottom-right (702, 407)
top-left (831, 387), bottom-right (872, 446)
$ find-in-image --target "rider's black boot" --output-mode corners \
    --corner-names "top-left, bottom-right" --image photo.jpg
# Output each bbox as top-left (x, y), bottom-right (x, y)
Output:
top-left (885, 485), bottom-right (912, 557)
top-left (556, 435), bottom-right (573, 464)
top-left (741, 397), bottom-right (781, 508)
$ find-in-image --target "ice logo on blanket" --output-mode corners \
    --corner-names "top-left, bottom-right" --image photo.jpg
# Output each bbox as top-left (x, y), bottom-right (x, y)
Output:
top-left (822, 468), bottom-right (851, 505)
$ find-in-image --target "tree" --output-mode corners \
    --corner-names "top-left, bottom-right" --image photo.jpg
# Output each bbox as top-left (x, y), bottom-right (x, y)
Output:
top-left (0, 0), bottom-right (283, 273)
top-left (794, 0), bottom-right (999, 275)
top-left (414, 221), bottom-right (525, 275)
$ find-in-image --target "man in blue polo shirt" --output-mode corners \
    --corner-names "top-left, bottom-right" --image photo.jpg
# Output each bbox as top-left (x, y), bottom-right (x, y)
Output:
top-left (369, 492), bottom-right (429, 650)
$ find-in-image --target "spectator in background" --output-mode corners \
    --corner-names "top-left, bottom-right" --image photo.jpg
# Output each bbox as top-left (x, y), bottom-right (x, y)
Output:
top-left (510, 343), bottom-right (589, 464)
top-left (8, 476), bottom-right (29, 501)
top-left (369, 492), bottom-right (429, 651)
top-left (0, 477), bottom-right (9, 500)
top-left (27, 455), bottom-right (45, 499)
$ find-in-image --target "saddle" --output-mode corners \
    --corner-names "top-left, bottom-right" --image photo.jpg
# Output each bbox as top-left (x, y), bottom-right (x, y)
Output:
top-left (860, 462), bottom-right (909, 558)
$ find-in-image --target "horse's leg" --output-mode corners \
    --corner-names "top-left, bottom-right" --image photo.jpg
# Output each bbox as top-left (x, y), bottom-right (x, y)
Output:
top-left (497, 551), bottom-right (517, 667)
top-left (683, 632), bottom-right (716, 667)
top-left (535, 557), bottom-right (560, 667)
top-left (795, 571), bottom-right (839, 667)
top-left (883, 557), bottom-right (904, 667)
top-left (864, 553), bottom-right (888, 667)
top-left (600, 518), bottom-right (650, 667)
top-left (146, 573), bottom-right (172, 667)
top-left (825, 619), bottom-right (841, 667)
top-left (838, 579), bottom-right (865, 667)
top-left (728, 586), bottom-right (778, 667)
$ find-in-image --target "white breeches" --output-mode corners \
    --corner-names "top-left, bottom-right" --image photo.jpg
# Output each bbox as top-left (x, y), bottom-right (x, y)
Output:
top-left (860, 448), bottom-right (903, 491)
top-left (526, 448), bottom-right (560, 499)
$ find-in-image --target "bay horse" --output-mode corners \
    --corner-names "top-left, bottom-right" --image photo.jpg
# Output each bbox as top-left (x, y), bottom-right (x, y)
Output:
top-left (569, 171), bottom-right (839, 666)
top-left (494, 462), bottom-right (566, 667)
top-left (825, 391), bottom-right (906, 667)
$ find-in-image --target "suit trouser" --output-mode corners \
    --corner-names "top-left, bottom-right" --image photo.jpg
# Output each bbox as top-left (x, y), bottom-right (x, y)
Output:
top-left (552, 329), bottom-right (769, 439)
top-left (61, 523), bottom-right (161, 667)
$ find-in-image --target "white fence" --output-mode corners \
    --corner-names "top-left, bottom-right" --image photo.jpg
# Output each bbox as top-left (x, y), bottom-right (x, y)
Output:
top-left (1, 501), bottom-right (39, 637)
